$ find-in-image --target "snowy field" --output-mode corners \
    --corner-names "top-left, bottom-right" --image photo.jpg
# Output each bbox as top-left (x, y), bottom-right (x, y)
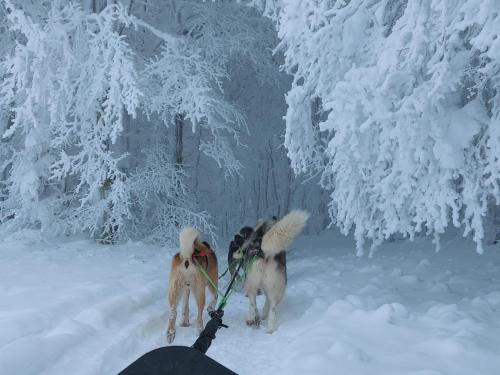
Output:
top-left (1, 229), bottom-right (500, 375)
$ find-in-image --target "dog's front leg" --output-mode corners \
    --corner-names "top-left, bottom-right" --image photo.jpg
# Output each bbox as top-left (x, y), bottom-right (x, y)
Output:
top-left (193, 284), bottom-right (206, 333)
top-left (180, 287), bottom-right (190, 327)
top-left (245, 291), bottom-right (260, 328)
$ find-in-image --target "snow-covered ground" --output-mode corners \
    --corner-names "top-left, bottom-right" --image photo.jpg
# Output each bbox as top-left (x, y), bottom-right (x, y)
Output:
top-left (1, 229), bottom-right (500, 375)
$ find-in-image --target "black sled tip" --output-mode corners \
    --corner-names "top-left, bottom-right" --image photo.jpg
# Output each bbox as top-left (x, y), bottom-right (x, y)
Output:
top-left (118, 346), bottom-right (237, 375)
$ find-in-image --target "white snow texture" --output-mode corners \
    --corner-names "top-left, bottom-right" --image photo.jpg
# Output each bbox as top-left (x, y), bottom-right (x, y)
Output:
top-left (1, 230), bottom-right (500, 374)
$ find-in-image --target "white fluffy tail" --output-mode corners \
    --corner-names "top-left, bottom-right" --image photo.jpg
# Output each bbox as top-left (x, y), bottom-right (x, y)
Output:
top-left (179, 227), bottom-right (200, 258)
top-left (261, 210), bottom-right (309, 256)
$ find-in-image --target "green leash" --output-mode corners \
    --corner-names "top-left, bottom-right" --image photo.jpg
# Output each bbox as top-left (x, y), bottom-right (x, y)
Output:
top-left (195, 221), bottom-right (267, 312)
top-left (215, 256), bottom-right (245, 311)
top-left (194, 254), bottom-right (259, 311)
top-left (191, 223), bottom-right (267, 343)
top-left (193, 258), bottom-right (226, 299)
top-left (218, 259), bottom-right (240, 279)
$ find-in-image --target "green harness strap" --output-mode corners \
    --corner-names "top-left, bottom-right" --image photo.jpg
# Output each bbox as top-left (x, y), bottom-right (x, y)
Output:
top-left (233, 255), bottom-right (259, 290)
top-left (245, 255), bottom-right (258, 274)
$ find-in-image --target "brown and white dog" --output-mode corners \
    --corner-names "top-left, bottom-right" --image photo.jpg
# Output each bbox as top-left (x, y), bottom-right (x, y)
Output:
top-left (166, 228), bottom-right (218, 344)
top-left (236, 210), bottom-right (309, 333)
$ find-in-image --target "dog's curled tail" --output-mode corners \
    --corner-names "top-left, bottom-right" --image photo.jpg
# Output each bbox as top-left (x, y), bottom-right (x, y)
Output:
top-left (261, 210), bottom-right (309, 256)
top-left (179, 227), bottom-right (200, 258)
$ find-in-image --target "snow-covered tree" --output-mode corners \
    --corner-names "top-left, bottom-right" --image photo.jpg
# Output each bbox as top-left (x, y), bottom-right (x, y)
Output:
top-left (0, 1), bottom-right (141, 240)
top-left (142, 40), bottom-right (245, 176)
top-left (141, 0), bottom-right (277, 176)
top-left (276, 0), bottom-right (500, 254)
top-left (0, 0), bottom-right (288, 245)
top-left (128, 142), bottom-right (215, 246)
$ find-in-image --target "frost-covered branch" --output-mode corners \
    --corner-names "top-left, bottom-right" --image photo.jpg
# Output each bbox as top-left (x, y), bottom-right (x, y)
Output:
top-left (128, 142), bottom-right (216, 246)
top-left (278, 0), bottom-right (500, 254)
top-left (0, 0), bottom-right (142, 239)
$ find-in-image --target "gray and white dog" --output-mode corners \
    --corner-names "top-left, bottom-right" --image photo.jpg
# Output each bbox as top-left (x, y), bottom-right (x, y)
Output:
top-left (232, 210), bottom-right (309, 333)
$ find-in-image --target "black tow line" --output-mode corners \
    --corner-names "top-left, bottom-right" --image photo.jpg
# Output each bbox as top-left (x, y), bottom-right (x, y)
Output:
top-left (191, 221), bottom-right (267, 354)
top-left (191, 256), bottom-right (244, 354)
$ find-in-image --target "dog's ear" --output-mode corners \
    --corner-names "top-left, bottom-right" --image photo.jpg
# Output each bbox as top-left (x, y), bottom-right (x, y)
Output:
top-left (239, 226), bottom-right (254, 239)
top-left (235, 234), bottom-right (244, 245)
top-left (229, 242), bottom-right (237, 252)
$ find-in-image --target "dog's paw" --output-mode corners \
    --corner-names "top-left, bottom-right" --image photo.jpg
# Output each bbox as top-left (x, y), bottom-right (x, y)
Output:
top-left (266, 323), bottom-right (278, 334)
top-left (166, 329), bottom-right (176, 344)
top-left (180, 321), bottom-right (190, 327)
top-left (246, 318), bottom-right (261, 328)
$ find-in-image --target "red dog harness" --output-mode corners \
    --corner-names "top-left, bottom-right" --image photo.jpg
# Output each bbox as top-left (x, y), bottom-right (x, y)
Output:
top-left (192, 243), bottom-right (212, 268)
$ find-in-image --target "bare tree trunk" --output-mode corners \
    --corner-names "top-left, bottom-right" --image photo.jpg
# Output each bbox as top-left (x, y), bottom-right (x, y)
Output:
top-left (92, 0), bottom-right (99, 13)
top-left (194, 127), bottom-right (202, 193)
top-left (265, 153), bottom-right (270, 212)
top-left (174, 113), bottom-right (184, 167)
top-left (256, 176), bottom-right (261, 220)
top-left (118, 0), bottom-right (135, 35)
top-left (268, 140), bottom-right (280, 217)
top-left (0, 111), bottom-right (13, 204)
top-left (283, 165), bottom-right (292, 214)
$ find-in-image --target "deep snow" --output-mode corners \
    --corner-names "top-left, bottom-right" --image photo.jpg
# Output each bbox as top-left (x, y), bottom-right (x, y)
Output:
top-left (1, 230), bottom-right (500, 375)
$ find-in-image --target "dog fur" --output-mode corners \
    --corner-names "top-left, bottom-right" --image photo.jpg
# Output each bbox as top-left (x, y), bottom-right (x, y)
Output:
top-left (243, 210), bottom-right (309, 333)
top-left (166, 228), bottom-right (218, 344)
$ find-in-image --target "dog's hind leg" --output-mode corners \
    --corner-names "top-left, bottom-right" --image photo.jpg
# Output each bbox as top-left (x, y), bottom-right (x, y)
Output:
top-left (193, 283), bottom-right (206, 334)
top-left (245, 290), bottom-right (260, 328)
top-left (261, 295), bottom-right (270, 321)
top-left (207, 283), bottom-right (217, 313)
top-left (167, 280), bottom-right (181, 343)
top-left (180, 287), bottom-right (190, 327)
top-left (245, 266), bottom-right (262, 327)
top-left (265, 278), bottom-right (285, 333)
top-left (266, 298), bottom-right (279, 333)
top-left (207, 262), bottom-right (218, 313)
